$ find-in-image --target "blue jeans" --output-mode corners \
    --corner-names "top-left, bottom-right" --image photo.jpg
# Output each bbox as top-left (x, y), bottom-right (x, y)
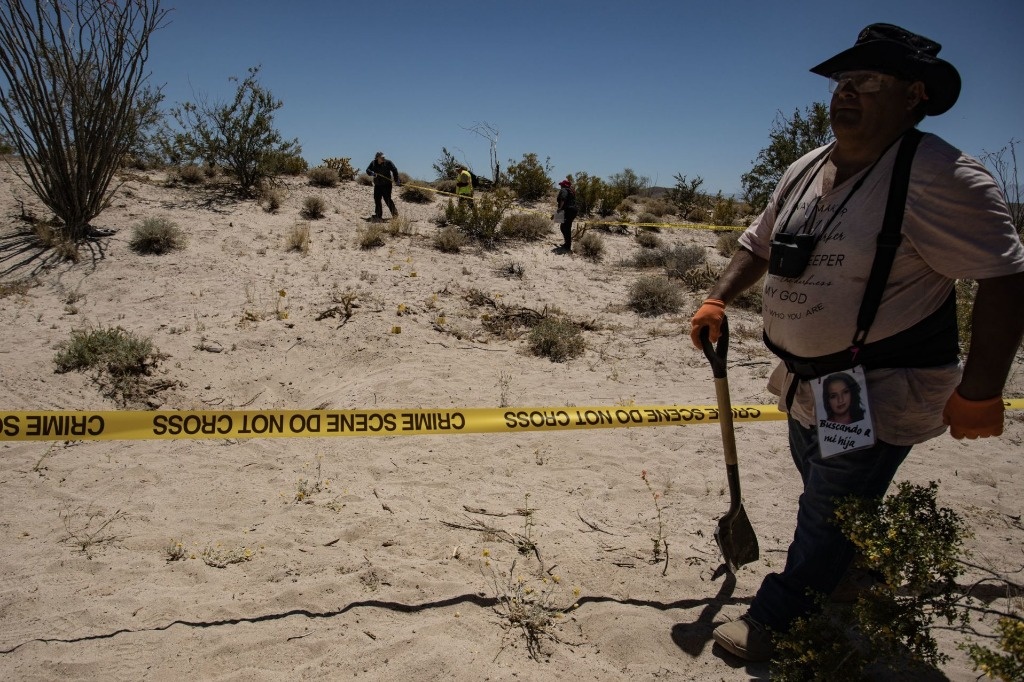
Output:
top-left (748, 416), bottom-right (911, 632)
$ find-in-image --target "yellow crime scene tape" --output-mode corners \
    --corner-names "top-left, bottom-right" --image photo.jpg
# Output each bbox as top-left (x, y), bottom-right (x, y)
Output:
top-left (2, 400), bottom-right (1022, 442)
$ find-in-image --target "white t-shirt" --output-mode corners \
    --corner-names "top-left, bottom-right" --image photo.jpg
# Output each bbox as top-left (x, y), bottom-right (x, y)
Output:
top-left (742, 132), bottom-right (1024, 444)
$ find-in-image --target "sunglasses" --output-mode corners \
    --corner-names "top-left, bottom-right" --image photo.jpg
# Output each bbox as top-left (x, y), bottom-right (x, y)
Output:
top-left (828, 71), bottom-right (898, 94)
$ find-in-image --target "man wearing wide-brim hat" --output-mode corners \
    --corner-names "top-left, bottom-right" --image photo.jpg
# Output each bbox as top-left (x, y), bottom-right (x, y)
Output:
top-left (690, 23), bottom-right (1024, 662)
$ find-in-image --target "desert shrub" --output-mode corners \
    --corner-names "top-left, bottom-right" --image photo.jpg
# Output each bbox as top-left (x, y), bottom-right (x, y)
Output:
top-left (263, 187), bottom-right (285, 213)
top-left (53, 326), bottom-right (163, 405)
top-left (358, 223), bottom-right (386, 250)
top-left (505, 152), bottom-right (553, 202)
top-left (322, 156), bottom-right (356, 181)
top-left (300, 196), bottom-right (327, 219)
top-left (716, 229), bottom-right (742, 257)
top-left (385, 215), bottom-right (414, 236)
top-left (433, 178), bottom-right (456, 197)
top-left (663, 243), bottom-right (707, 279)
top-left (499, 212), bottom-right (551, 241)
top-left (711, 192), bottom-right (738, 226)
top-left (964, 617), bottom-right (1024, 681)
top-left (266, 150), bottom-right (308, 175)
top-left (129, 217), bottom-right (185, 255)
top-left (636, 212), bottom-right (660, 226)
top-left (307, 166), bottom-right (339, 187)
top-left (608, 167), bottom-right (650, 199)
top-left (434, 226), bottom-right (466, 253)
top-left (772, 482), bottom-right (970, 680)
top-left (357, 173), bottom-right (373, 186)
top-left (400, 183), bottom-right (433, 204)
top-left (572, 172), bottom-right (604, 217)
top-left (446, 189), bottom-right (514, 245)
top-left (177, 164), bottom-right (204, 185)
top-left (624, 247), bottom-right (668, 269)
top-left (635, 229), bottom-right (662, 249)
top-left (644, 199), bottom-right (672, 217)
top-left (286, 223), bottom-right (310, 253)
top-left (165, 66), bottom-right (300, 197)
top-left (528, 318), bottom-right (585, 362)
top-left (577, 231), bottom-right (605, 262)
top-left (628, 274), bottom-right (683, 316)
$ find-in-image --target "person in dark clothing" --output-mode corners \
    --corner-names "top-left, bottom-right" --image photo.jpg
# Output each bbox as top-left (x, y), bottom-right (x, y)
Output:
top-left (555, 176), bottom-right (578, 252)
top-left (366, 151), bottom-right (401, 220)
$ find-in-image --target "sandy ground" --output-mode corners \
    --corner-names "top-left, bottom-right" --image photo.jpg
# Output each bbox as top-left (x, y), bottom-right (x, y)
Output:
top-left (0, 162), bottom-right (1021, 681)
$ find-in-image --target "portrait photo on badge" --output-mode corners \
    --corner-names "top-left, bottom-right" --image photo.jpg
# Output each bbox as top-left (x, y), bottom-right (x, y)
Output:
top-left (813, 367), bottom-right (876, 457)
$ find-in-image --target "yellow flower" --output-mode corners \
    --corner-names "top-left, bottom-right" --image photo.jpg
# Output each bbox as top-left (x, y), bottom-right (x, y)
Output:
top-left (482, 549), bottom-right (490, 557)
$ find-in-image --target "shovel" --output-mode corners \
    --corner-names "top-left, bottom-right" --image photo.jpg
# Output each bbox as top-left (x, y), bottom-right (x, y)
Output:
top-left (700, 318), bottom-right (759, 572)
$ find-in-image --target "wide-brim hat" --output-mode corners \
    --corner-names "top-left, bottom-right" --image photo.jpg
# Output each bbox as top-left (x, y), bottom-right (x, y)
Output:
top-left (810, 23), bottom-right (961, 116)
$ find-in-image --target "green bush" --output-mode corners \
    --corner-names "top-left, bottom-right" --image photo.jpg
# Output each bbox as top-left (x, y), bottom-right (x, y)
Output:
top-left (322, 156), bottom-right (356, 181)
top-left (53, 326), bottom-right (163, 405)
top-left (300, 196), bottom-right (327, 219)
top-left (129, 217), bottom-right (185, 255)
top-left (505, 152), bottom-right (553, 202)
top-left (499, 212), bottom-right (551, 241)
top-left (772, 482), bottom-right (970, 680)
top-left (572, 172), bottom-right (605, 217)
top-left (307, 166), bottom-right (339, 187)
top-left (627, 274), bottom-right (683, 316)
top-left (445, 189), bottom-right (514, 245)
top-left (266, 150), bottom-right (308, 176)
top-left (528, 318), bottom-right (585, 362)
top-left (663, 243), bottom-right (707, 279)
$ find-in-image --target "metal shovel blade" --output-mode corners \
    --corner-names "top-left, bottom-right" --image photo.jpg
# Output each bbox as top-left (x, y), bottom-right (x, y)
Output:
top-left (715, 468), bottom-right (760, 573)
top-left (701, 320), bottom-right (760, 572)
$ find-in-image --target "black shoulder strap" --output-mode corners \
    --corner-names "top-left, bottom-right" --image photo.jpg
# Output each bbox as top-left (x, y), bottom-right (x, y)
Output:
top-left (852, 129), bottom-right (924, 348)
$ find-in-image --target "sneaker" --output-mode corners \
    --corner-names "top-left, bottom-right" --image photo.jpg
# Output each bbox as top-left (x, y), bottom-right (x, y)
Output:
top-left (712, 613), bottom-right (773, 661)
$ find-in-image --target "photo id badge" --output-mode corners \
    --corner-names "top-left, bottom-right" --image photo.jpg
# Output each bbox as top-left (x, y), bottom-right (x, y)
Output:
top-left (813, 366), bottom-right (876, 458)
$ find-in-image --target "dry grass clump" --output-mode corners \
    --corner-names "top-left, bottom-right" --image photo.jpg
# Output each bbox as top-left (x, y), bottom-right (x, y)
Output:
top-left (300, 196), bottom-right (327, 220)
top-left (307, 166), bottom-right (339, 187)
top-left (636, 212), bottom-right (660, 226)
top-left (498, 260), bottom-right (525, 279)
top-left (663, 243), bottom-right (707, 279)
top-left (286, 223), bottom-right (311, 253)
top-left (0, 277), bottom-right (34, 298)
top-left (628, 274), bottom-right (683, 316)
top-left (263, 187), bottom-right (285, 213)
top-left (385, 215), bottom-right (415, 237)
top-left (357, 173), bottom-right (374, 186)
top-left (635, 229), bottom-right (662, 249)
top-left (528, 318), bottom-right (585, 362)
top-left (499, 212), bottom-right (551, 241)
top-left (577, 231), bottom-right (605, 262)
top-left (176, 164), bottom-right (204, 185)
top-left (433, 225), bottom-right (467, 253)
top-left (129, 217), bottom-right (185, 255)
top-left (358, 223), bottom-right (387, 250)
top-left (400, 183), bottom-right (433, 203)
top-left (716, 229), bottom-right (742, 257)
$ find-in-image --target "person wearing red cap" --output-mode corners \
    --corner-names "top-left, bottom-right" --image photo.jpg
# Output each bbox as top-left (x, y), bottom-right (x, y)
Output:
top-left (690, 23), bottom-right (1024, 661)
top-left (554, 176), bottom-right (578, 252)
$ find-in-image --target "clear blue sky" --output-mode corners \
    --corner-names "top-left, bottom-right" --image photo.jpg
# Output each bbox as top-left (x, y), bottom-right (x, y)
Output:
top-left (146, 0), bottom-right (1023, 196)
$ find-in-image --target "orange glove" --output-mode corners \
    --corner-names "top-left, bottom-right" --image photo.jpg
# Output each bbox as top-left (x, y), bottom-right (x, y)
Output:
top-left (942, 389), bottom-right (1004, 439)
top-left (690, 298), bottom-right (726, 349)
